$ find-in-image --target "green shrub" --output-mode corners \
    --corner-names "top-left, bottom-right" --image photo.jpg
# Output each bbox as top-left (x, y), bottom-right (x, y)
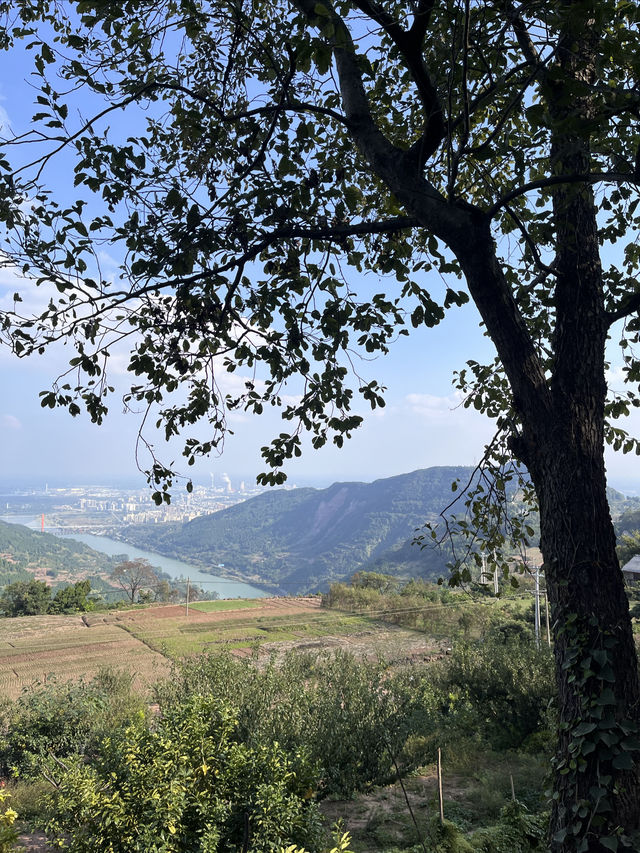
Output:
top-left (469, 801), bottom-right (547, 852)
top-left (43, 694), bottom-right (324, 853)
top-left (436, 633), bottom-right (555, 749)
top-left (0, 668), bottom-right (144, 779)
top-left (155, 649), bottom-right (439, 798)
top-left (425, 817), bottom-right (474, 853)
top-left (0, 788), bottom-right (18, 853)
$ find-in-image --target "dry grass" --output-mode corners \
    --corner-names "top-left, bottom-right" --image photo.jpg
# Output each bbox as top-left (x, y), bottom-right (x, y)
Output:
top-left (0, 613), bottom-right (169, 698)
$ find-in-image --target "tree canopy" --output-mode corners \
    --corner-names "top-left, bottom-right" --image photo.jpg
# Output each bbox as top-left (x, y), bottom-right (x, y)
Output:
top-left (110, 558), bottom-right (160, 603)
top-left (2, 0), bottom-right (640, 849)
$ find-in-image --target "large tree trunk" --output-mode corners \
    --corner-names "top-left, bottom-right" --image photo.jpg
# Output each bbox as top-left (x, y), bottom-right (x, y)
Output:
top-left (448, 160), bottom-right (640, 850)
top-left (530, 444), bottom-right (640, 849)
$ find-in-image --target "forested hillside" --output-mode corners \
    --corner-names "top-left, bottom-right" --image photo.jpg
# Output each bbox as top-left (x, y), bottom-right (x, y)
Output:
top-left (116, 470), bottom-right (640, 594)
top-left (0, 520), bottom-right (117, 586)
top-left (117, 467), bottom-right (477, 592)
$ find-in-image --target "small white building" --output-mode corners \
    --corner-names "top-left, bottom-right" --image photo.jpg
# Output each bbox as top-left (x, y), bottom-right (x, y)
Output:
top-left (622, 555), bottom-right (640, 584)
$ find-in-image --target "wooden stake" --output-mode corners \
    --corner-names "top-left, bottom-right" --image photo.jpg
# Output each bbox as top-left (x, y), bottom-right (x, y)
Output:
top-left (510, 774), bottom-right (515, 801)
top-left (437, 747), bottom-right (444, 825)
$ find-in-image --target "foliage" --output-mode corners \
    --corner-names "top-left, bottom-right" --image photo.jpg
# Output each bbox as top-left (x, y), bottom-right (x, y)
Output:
top-left (616, 531), bottom-right (640, 567)
top-left (0, 578), bottom-right (96, 617)
top-left (0, 668), bottom-right (144, 780)
top-left (0, 624), bottom-right (557, 849)
top-left (324, 576), bottom-right (499, 637)
top-left (49, 579), bottom-right (94, 614)
top-left (468, 801), bottom-right (548, 853)
top-left (350, 571), bottom-right (400, 592)
top-left (0, 520), bottom-right (116, 582)
top-left (117, 467), bottom-right (463, 592)
top-left (0, 579), bottom-right (51, 617)
top-left (4, 2), bottom-right (640, 840)
top-left (110, 558), bottom-right (161, 603)
top-left (43, 693), bottom-right (324, 853)
top-left (154, 649), bottom-right (435, 798)
top-left (438, 632), bottom-right (555, 750)
top-left (279, 829), bottom-right (354, 853)
top-left (0, 788), bottom-right (18, 853)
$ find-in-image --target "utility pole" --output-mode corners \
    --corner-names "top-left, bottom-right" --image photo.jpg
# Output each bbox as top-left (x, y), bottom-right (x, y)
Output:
top-left (493, 560), bottom-right (499, 596)
top-left (186, 577), bottom-right (190, 617)
top-left (545, 590), bottom-right (551, 647)
top-left (534, 565), bottom-right (541, 648)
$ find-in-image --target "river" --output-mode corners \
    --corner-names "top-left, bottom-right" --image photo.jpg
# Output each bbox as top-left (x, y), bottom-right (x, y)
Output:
top-left (1, 515), bottom-right (267, 599)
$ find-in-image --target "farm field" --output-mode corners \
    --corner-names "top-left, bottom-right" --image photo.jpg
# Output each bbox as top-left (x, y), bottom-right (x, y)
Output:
top-left (87, 597), bottom-right (435, 659)
top-left (0, 597), bottom-right (444, 696)
top-left (0, 613), bottom-right (169, 699)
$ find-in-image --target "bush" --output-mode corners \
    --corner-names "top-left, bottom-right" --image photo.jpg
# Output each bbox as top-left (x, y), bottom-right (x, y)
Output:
top-left (469, 801), bottom-right (547, 852)
top-left (436, 633), bottom-right (555, 750)
top-left (43, 694), bottom-right (324, 853)
top-left (155, 649), bottom-right (439, 798)
top-left (0, 668), bottom-right (144, 779)
top-left (0, 788), bottom-right (18, 853)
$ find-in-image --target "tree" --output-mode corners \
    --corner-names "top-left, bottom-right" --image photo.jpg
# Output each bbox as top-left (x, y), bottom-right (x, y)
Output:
top-left (110, 559), bottom-right (160, 603)
top-left (617, 531), bottom-right (640, 568)
top-left (155, 578), bottom-right (181, 603)
top-left (0, 579), bottom-right (51, 617)
top-left (49, 579), bottom-right (94, 614)
top-left (43, 693), bottom-right (325, 853)
top-left (1, 0), bottom-right (640, 847)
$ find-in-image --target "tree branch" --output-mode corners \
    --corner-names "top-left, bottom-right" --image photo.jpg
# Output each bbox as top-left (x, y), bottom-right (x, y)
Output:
top-left (499, 0), bottom-right (542, 68)
top-left (487, 171), bottom-right (640, 217)
top-left (504, 204), bottom-right (558, 278)
top-left (606, 290), bottom-right (640, 326)
top-left (350, 0), bottom-right (445, 164)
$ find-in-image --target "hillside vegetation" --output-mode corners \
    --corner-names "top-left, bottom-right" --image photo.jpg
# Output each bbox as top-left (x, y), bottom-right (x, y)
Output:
top-left (0, 582), bottom-right (555, 852)
top-left (0, 520), bottom-right (117, 587)
top-left (115, 469), bottom-right (640, 594)
top-left (115, 467), bottom-right (479, 593)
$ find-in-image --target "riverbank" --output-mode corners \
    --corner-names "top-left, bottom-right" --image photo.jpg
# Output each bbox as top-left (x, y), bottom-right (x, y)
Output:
top-left (60, 531), bottom-right (269, 599)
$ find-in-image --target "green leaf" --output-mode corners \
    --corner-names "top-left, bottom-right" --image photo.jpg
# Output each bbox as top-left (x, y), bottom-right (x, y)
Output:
top-left (572, 721), bottom-right (597, 737)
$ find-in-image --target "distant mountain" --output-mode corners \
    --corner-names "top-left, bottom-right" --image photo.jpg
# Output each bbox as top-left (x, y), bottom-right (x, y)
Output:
top-left (114, 470), bottom-right (640, 594)
top-left (0, 520), bottom-right (116, 588)
top-left (116, 467), bottom-right (479, 593)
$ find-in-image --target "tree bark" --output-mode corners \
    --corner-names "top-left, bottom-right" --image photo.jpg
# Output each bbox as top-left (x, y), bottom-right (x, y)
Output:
top-left (532, 439), bottom-right (640, 850)
top-left (448, 202), bottom-right (640, 848)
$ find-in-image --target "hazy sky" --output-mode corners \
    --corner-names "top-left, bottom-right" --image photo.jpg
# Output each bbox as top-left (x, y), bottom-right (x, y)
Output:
top-left (1, 37), bottom-right (640, 494)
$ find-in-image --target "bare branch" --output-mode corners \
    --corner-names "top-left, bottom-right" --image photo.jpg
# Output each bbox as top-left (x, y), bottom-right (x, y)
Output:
top-left (504, 204), bottom-right (558, 278)
top-left (349, 0), bottom-right (445, 164)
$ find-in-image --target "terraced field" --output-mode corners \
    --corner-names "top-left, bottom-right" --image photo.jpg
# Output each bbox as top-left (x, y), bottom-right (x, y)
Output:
top-left (86, 597), bottom-right (376, 658)
top-left (0, 597), bottom-right (451, 697)
top-left (0, 613), bottom-right (169, 699)
top-left (0, 598), bottom-right (405, 696)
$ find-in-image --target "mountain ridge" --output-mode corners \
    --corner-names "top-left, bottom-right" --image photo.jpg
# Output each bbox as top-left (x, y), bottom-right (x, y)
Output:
top-left (115, 466), bottom-right (476, 593)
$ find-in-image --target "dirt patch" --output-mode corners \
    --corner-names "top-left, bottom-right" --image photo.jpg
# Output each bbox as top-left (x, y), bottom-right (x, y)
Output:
top-left (17, 832), bottom-right (53, 852)
top-left (91, 597), bottom-right (321, 626)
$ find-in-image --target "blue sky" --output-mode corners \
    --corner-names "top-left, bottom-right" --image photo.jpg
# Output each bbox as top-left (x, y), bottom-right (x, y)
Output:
top-left (1, 39), bottom-right (639, 493)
